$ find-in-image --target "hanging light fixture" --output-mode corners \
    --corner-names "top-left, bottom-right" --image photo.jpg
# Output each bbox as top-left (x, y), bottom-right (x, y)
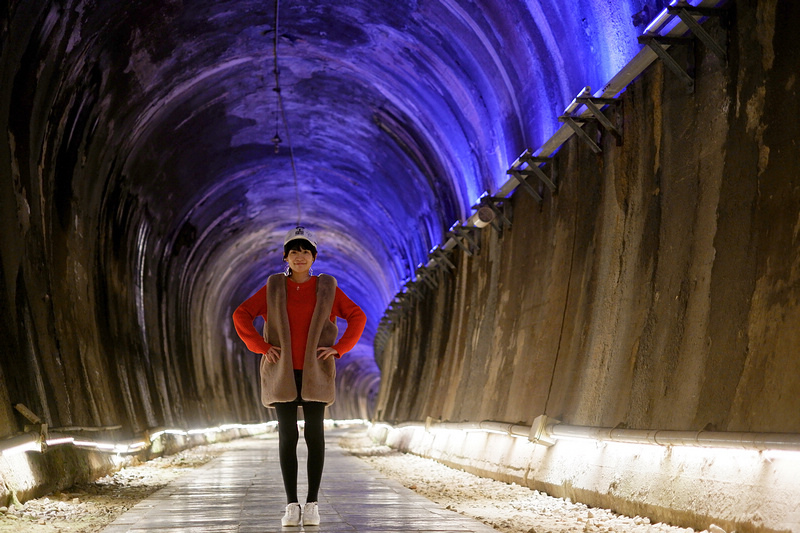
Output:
top-left (271, 83), bottom-right (282, 153)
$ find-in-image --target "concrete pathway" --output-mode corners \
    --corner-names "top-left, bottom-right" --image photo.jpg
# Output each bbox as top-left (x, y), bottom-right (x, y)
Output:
top-left (101, 430), bottom-right (498, 532)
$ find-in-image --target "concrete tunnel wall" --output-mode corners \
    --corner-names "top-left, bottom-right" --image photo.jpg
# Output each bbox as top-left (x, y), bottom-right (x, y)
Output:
top-left (370, 5), bottom-right (800, 528)
top-left (1, 0), bottom-right (799, 526)
top-left (375, 1), bottom-right (800, 435)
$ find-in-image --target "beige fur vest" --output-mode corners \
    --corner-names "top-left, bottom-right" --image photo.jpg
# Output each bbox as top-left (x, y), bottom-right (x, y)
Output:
top-left (260, 273), bottom-right (339, 407)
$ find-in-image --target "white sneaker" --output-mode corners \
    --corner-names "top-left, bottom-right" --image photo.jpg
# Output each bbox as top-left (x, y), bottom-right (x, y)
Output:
top-left (303, 502), bottom-right (320, 526)
top-left (281, 503), bottom-right (302, 526)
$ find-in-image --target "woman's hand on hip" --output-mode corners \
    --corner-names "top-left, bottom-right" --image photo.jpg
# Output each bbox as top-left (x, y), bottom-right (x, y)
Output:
top-left (316, 347), bottom-right (339, 360)
top-left (264, 346), bottom-right (281, 364)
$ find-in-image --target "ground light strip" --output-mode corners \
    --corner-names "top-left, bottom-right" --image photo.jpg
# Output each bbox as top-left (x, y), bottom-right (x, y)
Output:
top-left (0, 419), bottom-right (371, 458)
top-left (4, 417), bottom-right (798, 459)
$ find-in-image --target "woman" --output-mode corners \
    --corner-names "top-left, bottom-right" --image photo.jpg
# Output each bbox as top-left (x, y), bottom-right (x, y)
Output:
top-left (232, 226), bottom-right (366, 527)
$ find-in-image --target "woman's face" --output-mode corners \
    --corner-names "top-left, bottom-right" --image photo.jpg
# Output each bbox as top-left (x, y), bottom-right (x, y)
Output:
top-left (285, 247), bottom-right (315, 275)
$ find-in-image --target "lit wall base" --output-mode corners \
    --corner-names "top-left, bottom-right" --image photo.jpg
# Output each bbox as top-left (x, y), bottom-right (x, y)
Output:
top-left (368, 424), bottom-right (800, 533)
top-left (0, 425), bottom-right (274, 506)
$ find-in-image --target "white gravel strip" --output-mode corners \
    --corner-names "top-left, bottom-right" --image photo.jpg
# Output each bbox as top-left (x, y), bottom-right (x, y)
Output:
top-left (338, 429), bottom-right (729, 533)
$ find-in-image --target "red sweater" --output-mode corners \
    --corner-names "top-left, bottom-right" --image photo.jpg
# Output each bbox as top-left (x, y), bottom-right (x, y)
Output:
top-left (233, 276), bottom-right (367, 370)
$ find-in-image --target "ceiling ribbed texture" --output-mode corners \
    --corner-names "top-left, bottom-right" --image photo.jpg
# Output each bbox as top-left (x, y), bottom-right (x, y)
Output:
top-left (3, 0), bottom-right (654, 369)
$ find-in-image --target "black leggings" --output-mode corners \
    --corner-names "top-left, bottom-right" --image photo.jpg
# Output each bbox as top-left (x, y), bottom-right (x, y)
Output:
top-left (274, 371), bottom-right (326, 504)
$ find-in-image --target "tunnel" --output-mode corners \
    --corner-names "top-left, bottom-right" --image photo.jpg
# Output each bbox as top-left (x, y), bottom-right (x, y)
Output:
top-left (1, 0), bottom-right (799, 531)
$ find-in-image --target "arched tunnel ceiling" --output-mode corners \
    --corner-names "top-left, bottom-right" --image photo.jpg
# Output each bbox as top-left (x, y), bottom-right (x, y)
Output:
top-left (4, 0), bottom-right (651, 353)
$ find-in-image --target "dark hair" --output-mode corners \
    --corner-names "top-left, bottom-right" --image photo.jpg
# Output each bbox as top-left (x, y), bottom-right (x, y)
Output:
top-left (283, 239), bottom-right (317, 260)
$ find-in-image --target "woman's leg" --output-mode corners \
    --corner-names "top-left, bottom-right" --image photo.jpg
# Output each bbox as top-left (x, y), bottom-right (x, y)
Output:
top-left (275, 402), bottom-right (300, 503)
top-left (302, 402), bottom-right (326, 502)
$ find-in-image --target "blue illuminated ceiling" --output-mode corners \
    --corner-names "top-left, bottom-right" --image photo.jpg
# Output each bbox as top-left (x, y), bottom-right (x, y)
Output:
top-left (37, 0), bottom-right (657, 340)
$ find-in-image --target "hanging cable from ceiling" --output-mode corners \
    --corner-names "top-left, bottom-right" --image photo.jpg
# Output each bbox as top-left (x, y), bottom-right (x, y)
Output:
top-left (272, 0), bottom-right (302, 225)
top-left (271, 93), bottom-right (281, 153)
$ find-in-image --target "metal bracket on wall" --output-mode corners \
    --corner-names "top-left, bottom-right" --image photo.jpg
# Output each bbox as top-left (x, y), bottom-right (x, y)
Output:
top-left (430, 246), bottom-right (456, 271)
top-left (507, 149), bottom-right (558, 201)
top-left (415, 264), bottom-right (438, 289)
top-left (384, 306), bottom-right (399, 324)
top-left (447, 224), bottom-right (480, 256)
top-left (392, 294), bottom-right (411, 312)
top-left (404, 282), bottom-right (423, 302)
top-left (472, 195), bottom-right (512, 233)
top-left (373, 244), bottom-right (454, 353)
top-left (388, 304), bottom-right (406, 323)
top-left (639, 2), bottom-right (728, 92)
top-left (558, 88), bottom-right (621, 153)
top-left (14, 404), bottom-right (48, 448)
top-left (638, 34), bottom-right (696, 91)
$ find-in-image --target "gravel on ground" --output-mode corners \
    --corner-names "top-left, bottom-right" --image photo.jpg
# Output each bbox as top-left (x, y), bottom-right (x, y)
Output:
top-left (0, 441), bottom-right (237, 533)
top-left (337, 429), bottom-right (729, 533)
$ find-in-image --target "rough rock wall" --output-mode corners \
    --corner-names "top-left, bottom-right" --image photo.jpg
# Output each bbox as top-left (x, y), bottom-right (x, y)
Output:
top-left (375, 1), bottom-right (800, 434)
top-left (0, 2), bottom-right (270, 439)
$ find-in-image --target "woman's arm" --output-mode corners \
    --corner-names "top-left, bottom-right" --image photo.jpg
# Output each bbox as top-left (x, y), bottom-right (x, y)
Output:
top-left (232, 285), bottom-right (273, 354)
top-left (327, 287), bottom-right (367, 357)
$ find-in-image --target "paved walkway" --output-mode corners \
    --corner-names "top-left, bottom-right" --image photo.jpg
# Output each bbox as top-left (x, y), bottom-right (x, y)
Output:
top-left (102, 430), bottom-right (498, 533)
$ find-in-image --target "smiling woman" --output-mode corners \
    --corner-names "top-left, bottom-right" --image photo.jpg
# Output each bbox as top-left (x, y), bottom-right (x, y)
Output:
top-left (231, 225), bottom-right (366, 527)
